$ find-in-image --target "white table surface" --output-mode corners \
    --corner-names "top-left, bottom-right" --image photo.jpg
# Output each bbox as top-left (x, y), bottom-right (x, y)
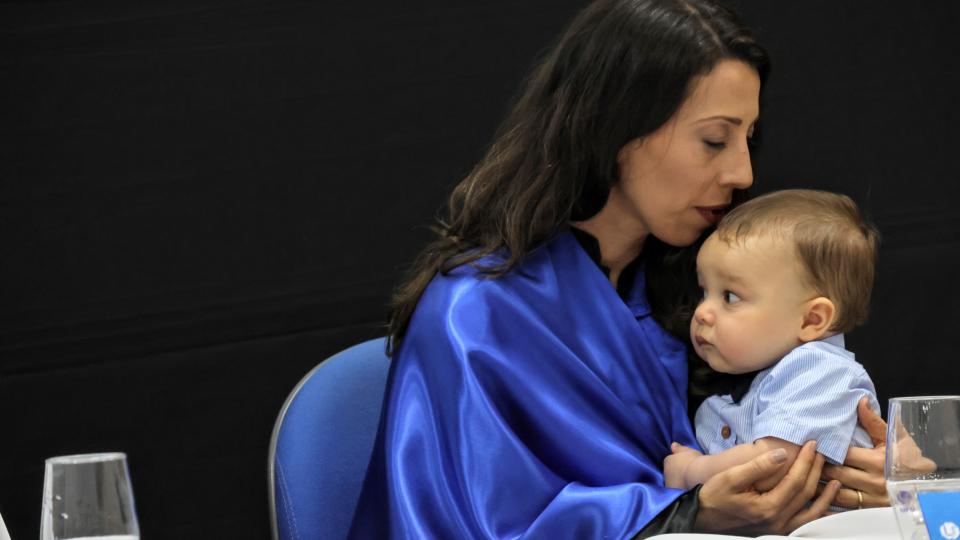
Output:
top-left (0, 511), bottom-right (9, 540)
top-left (649, 507), bottom-right (899, 540)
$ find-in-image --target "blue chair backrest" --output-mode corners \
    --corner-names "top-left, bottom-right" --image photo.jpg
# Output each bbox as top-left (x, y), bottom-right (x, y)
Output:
top-left (268, 337), bottom-right (390, 540)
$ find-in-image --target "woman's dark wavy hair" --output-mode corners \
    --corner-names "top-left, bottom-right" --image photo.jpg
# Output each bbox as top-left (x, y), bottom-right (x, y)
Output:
top-left (388, 0), bottom-right (769, 403)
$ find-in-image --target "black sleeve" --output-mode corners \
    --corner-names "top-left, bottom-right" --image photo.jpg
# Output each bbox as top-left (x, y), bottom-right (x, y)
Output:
top-left (632, 485), bottom-right (701, 539)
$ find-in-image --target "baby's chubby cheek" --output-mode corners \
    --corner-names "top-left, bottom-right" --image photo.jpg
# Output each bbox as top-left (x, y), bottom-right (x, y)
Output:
top-left (701, 335), bottom-right (745, 372)
top-left (695, 342), bottom-right (722, 368)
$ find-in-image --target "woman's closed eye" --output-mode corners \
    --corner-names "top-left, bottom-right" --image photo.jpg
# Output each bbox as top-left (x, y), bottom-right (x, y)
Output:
top-left (703, 139), bottom-right (726, 150)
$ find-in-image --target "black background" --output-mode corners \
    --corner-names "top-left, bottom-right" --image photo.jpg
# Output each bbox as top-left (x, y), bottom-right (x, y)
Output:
top-left (2, 1), bottom-right (959, 538)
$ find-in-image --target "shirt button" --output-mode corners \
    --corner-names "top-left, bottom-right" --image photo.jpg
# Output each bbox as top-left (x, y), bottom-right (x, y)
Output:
top-left (721, 425), bottom-right (731, 439)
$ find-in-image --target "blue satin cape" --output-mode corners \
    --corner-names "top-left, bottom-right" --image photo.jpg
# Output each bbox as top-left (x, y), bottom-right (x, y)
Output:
top-left (350, 231), bottom-right (698, 539)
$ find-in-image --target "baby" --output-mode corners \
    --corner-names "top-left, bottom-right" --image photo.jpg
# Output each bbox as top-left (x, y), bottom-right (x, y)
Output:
top-left (664, 189), bottom-right (881, 494)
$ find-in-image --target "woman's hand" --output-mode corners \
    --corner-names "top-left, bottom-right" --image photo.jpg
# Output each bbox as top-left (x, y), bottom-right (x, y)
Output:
top-left (695, 441), bottom-right (841, 535)
top-left (821, 397), bottom-right (890, 509)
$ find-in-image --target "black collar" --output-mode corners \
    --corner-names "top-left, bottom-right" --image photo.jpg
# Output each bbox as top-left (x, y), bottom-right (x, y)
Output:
top-left (569, 226), bottom-right (643, 300)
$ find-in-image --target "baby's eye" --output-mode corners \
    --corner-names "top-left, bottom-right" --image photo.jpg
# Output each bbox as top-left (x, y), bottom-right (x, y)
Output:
top-left (697, 286), bottom-right (706, 302)
top-left (722, 290), bottom-right (742, 304)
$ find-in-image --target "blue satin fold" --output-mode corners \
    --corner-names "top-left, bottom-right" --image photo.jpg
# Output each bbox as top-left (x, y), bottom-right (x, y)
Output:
top-left (350, 231), bottom-right (699, 539)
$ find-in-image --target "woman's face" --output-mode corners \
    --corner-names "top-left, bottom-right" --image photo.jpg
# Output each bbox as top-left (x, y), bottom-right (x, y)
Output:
top-left (609, 60), bottom-right (761, 247)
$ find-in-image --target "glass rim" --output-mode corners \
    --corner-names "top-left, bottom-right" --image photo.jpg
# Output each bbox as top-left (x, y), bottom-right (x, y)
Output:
top-left (45, 452), bottom-right (127, 465)
top-left (889, 395), bottom-right (960, 402)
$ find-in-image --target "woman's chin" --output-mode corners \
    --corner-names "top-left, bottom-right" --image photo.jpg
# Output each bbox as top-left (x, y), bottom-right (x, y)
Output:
top-left (653, 226), bottom-right (708, 248)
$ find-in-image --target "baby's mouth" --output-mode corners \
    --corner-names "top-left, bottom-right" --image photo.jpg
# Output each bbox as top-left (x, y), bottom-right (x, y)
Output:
top-left (693, 335), bottom-right (709, 347)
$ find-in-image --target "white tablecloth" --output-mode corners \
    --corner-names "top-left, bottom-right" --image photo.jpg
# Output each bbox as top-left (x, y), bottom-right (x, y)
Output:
top-left (0, 511), bottom-right (10, 540)
top-left (649, 507), bottom-right (899, 540)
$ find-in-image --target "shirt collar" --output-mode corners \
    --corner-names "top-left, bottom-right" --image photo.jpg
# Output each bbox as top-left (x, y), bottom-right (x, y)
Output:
top-left (723, 334), bottom-right (848, 403)
top-left (822, 333), bottom-right (845, 348)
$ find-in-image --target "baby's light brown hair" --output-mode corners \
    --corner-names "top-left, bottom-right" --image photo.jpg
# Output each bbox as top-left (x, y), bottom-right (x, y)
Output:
top-left (715, 189), bottom-right (879, 333)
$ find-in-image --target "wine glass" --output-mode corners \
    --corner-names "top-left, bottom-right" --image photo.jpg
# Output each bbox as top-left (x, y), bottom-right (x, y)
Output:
top-left (885, 396), bottom-right (960, 540)
top-left (41, 452), bottom-right (140, 540)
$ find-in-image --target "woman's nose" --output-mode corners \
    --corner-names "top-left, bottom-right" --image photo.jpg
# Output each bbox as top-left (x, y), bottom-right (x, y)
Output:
top-left (719, 143), bottom-right (753, 189)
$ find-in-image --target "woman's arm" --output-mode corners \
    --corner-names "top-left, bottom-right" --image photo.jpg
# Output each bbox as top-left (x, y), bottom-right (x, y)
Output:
top-left (821, 398), bottom-right (889, 508)
top-left (695, 441), bottom-right (841, 535)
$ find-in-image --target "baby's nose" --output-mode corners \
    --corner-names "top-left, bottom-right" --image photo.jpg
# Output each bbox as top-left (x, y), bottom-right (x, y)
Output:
top-left (693, 305), bottom-right (712, 325)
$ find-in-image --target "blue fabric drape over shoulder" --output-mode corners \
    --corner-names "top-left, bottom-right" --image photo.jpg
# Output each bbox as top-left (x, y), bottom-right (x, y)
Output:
top-left (350, 231), bottom-right (698, 539)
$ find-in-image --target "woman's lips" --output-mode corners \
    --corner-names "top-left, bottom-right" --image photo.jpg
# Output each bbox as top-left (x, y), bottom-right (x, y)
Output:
top-left (696, 205), bottom-right (728, 225)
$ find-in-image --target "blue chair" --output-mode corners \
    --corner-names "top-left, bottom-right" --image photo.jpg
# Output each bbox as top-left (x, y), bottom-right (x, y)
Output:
top-left (268, 337), bottom-right (391, 540)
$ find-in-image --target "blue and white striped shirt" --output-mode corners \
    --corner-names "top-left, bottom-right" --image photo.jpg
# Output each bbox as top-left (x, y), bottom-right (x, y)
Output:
top-left (694, 334), bottom-right (880, 465)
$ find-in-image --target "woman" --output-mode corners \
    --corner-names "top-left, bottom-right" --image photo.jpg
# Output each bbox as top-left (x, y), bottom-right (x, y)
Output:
top-left (350, 0), bottom-right (887, 537)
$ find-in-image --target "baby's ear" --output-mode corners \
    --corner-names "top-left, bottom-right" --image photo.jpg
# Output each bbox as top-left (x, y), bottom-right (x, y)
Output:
top-left (798, 297), bottom-right (836, 342)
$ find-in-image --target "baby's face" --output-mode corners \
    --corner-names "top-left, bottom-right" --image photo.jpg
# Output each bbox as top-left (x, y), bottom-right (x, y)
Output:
top-left (690, 233), bottom-right (816, 374)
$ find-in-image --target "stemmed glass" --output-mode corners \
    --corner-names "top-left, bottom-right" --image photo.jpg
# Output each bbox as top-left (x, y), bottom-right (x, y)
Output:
top-left (885, 396), bottom-right (960, 540)
top-left (41, 453), bottom-right (140, 540)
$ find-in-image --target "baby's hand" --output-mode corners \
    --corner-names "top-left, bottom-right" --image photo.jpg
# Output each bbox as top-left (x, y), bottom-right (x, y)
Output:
top-left (663, 442), bottom-right (703, 489)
